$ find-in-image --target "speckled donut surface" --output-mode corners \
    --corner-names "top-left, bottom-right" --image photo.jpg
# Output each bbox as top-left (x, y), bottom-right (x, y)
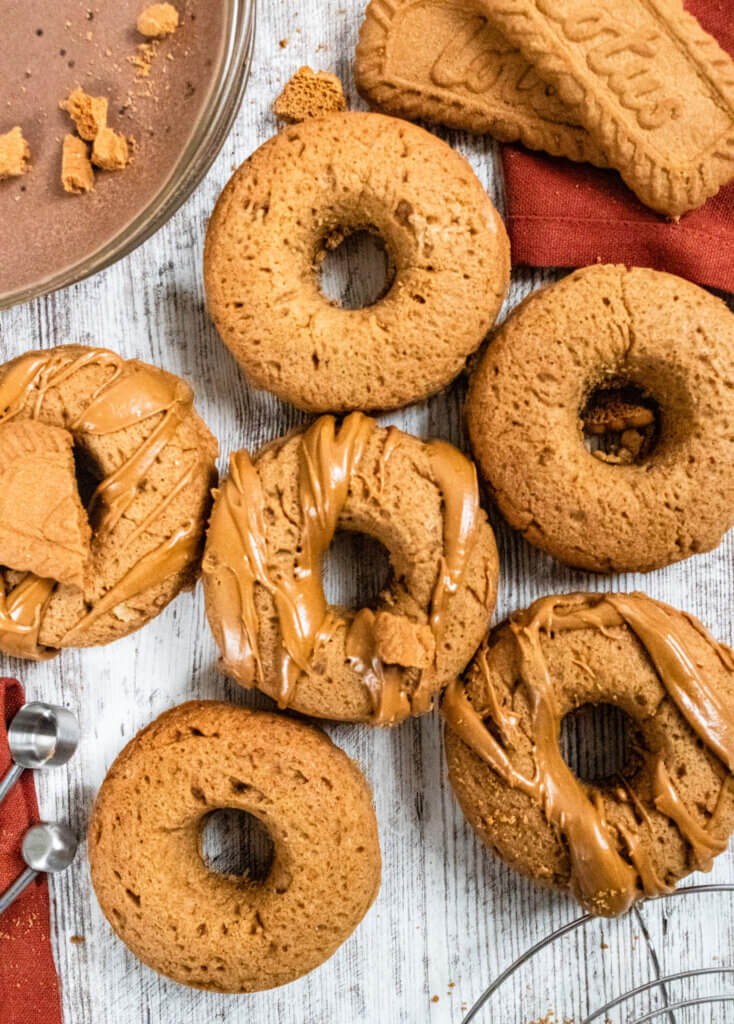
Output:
top-left (466, 265), bottom-right (734, 573)
top-left (88, 701), bottom-right (381, 992)
top-left (443, 592), bottom-right (734, 918)
top-left (204, 111), bottom-right (510, 413)
top-left (202, 413), bottom-right (499, 725)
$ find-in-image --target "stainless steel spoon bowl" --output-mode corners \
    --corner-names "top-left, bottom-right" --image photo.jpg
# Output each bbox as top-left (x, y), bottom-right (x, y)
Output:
top-left (0, 822), bottom-right (78, 916)
top-left (0, 703), bottom-right (80, 806)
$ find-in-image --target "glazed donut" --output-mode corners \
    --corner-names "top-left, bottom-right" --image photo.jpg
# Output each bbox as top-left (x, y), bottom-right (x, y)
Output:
top-left (0, 345), bottom-right (217, 658)
top-left (466, 264), bottom-right (734, 573)
top-left (88, 701), bottom-right (381, 992)
top-left (203, 111), bottom-right (510, 413)
top-left (443, 592), bottom-right (734, 917)
top-left (202, 413), bottom-right (499, 725)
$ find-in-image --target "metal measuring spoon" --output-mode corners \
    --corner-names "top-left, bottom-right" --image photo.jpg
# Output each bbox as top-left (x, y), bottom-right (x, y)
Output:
top-left (0, 702), bottom-right (80, 807)
top-left (0, 823), bottom-right (78, 916)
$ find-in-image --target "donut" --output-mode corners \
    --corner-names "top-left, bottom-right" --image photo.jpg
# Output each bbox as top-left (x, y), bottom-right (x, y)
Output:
top-left (443, 592), bottom-right (734, 917)
top-left (466, 264), bottom-right (734, 573)
top-left (0, 345), bottom-right (217, 658)
top-left (203, 111), bottom-right (510, 413)
top-left (202, 413), bottom-right (499, 725)
top-left (88, 701), bottom-right (381, 992)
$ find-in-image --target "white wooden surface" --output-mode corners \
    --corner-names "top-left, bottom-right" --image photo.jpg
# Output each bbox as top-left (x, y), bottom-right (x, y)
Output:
top-left (2, 1), bottom-right (734, 1022)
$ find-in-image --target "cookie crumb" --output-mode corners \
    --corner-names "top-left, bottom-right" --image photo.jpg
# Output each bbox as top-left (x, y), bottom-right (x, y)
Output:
top-left (0, 126), bottom-right (30, 179)
top-left (61, 134), bottom-right (94, 193)
top-left (279, 39), bottom-right (288, 49)
top-left (69, 934), bottom-right (85, 944)
top-left (92, 126), bottom-right (130, 170)
top-left (60, 88), bottom-right (108, 141)
top-left (129, 40), bottom-right (160, 78)
top-left (273, 66), bottom-right (346, 124)
top-left (374, 611), bottom-right (435, 668)
top-left (137, 3), bottom-right (179, 38)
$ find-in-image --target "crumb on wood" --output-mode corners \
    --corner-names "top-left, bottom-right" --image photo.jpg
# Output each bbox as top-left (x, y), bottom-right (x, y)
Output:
top-left (0, 126), bottom-right (30, 179)
top-left (69, 934), bottom-right (85, 944)
top-left (272, 66), bottom-right (346, 125)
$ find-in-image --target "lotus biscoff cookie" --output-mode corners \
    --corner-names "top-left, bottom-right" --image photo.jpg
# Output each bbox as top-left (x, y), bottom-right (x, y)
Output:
top-left (475, 0), bottom-right (734, 217)
top-left (355, 0), bottom-right (608, 167)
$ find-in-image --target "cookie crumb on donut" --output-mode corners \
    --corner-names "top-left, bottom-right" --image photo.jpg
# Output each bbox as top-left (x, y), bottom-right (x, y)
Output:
top-left (0, 126), bottom-right (30, 180)
top-left (374, 611), bottom-right (435, 668)
top-left (0, 420), bottom-right (90, 588)
top-left (273, 67), bottom-right (347, 124)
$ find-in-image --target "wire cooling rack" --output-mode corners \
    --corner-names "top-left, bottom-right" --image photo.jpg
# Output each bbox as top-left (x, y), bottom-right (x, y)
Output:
top-left (461, 885), bottom-right (734, 1024)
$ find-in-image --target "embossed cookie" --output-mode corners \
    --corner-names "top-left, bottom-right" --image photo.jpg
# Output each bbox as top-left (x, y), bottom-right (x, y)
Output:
top-left (476, 0), bottom-right (734, 217)
top-left (0, 419), bottom-right (90, 588)
top-left (356, 0), bottom-right (608, 166)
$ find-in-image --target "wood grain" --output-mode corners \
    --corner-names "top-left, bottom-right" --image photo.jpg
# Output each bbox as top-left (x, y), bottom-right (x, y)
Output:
top-left (1, 0), bottom-right (733, 1021)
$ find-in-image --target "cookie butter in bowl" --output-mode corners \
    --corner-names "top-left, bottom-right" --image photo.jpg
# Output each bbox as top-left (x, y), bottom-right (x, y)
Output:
top-left (0, 0), bottom-right (255, 308)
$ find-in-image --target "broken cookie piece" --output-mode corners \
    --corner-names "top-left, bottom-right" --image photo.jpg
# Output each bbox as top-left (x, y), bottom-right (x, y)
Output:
top-left (273, 67), bottom-right (347, 124)
top-left (92, 126), bottom-right (130, 171)
top-left (0, 126), bottom-right (30, 180)
top-left (0, 420), bottom-right (91, 588)
top-left (137, 2), bottom-right (179, 38)
top-left (61, 135), bottom-right (95, 194)
top-left (374, 611), bottom-right (435, 669)
top-left (61, 88), bottom-right (108, 142)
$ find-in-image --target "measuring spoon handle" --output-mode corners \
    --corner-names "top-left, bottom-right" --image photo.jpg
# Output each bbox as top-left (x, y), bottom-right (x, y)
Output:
top-left (0, 866), bottom-right (38, 916)
top-left (0, 763), bottom-right (24, 807)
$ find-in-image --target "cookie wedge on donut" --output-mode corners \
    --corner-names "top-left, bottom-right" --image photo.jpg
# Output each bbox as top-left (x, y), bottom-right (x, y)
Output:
top-left (467, 264), bottom-right (734, 573)
top-left (204, 112), bottom-right (510, 413)
top-left (0, 345), bottom-right (217, 658)
top-left (443, 592), bottom-right (734, 917)
top-left (203, 414), bottom-right (499, 724)
top-left (89, 701), bottom-right (381, 991)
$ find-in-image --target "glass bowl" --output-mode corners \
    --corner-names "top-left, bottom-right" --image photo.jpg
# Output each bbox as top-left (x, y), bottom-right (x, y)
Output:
top-left (1, 0), bottom-right (256, 311)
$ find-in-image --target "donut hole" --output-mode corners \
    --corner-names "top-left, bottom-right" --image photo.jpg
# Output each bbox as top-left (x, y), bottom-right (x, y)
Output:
top-left (560, 703), bottom-right (640, 783)
top-left (318, 229), bottom-right (395, 310)
top-left (72, 443), bottom-right (102, 511)
top-left (200, 808), bottom-right (274, 883)
top-left (321, 530), bottom-right (391, 609)
top-left (580, 381), bottom-right (660, 465)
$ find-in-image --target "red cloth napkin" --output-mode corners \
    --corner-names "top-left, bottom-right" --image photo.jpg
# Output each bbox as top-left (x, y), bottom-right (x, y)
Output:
top-left (0, 679), bottom-right (63, 1024)
top-left (500, 0), bottom-right (734, 294)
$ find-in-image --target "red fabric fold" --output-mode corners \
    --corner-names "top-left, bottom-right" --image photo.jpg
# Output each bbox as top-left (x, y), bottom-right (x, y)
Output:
top-left (0, 679), bottom-right (63, 1024)
top-left (499, 0), bottom-right (734, 294)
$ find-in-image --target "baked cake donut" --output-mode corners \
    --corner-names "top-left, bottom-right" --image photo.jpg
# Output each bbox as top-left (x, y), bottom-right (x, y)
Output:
top-left (89, 701), bottom-right (381, 992)
top-left (443, 592), bottom-right (734, 917)
top-left (204, 111), bottom-right (510, 412)
top-left (0, 345), bottom-right (217, 658)
top-left (466, 265), bottom-right (734, 573)
top-left (203, 413), bottom-right (499, 724)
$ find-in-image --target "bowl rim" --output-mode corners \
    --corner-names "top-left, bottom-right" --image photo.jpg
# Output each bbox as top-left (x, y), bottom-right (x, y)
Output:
top-left (0, 0), bottom-right (256, 312)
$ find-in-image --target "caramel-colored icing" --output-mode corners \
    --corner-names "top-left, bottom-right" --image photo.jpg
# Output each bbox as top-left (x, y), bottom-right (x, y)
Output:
top-left (442, 592), bottom-right (734, 915)
top-left (0, 348), bottom-right (200, 657)
top-left (204, 415), bottom-right (482, 721)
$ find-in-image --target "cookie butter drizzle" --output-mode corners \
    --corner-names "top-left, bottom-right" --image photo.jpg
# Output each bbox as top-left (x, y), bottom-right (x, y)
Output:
top-left (204, 414), bottom-right (480, 723)
top-left (442, 593), bottom-right (734, 916)
top-left (0, 349), bottom-right (201, 658)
